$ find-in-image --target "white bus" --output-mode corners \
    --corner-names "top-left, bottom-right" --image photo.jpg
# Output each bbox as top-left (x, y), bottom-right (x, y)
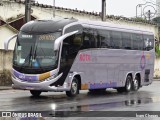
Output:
top-left (4, 18), bottom-right (155, 97)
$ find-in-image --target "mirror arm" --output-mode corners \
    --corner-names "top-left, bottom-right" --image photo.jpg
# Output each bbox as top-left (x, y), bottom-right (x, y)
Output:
top-left (4, 34), bottom-right (17, 50)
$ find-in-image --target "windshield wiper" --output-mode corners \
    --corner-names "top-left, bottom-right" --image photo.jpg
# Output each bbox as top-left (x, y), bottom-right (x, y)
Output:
top-left (33, 44), bottom-right (37, 60)
top-left (19, 46), bottom-right (32, 70)
top-left (32, 44), bottom-right (46, 72)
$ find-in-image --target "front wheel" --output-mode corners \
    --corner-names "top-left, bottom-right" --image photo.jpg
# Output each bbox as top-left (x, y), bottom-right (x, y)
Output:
top-left (66, 78), bottom-right (79, 97)
top-left (30, 90), bottom-right (41, 97)
top-left (117, 75), bottom-right (132, 93)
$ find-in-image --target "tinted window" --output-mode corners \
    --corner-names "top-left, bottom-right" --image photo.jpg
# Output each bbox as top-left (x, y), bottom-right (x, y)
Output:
top-left (83, 29), bottom-right (97, 49)
top-left (143, 35), bottom-right (154, 51)
top-left (132, 33), bottom-right (143, 50)
top-left (122, 32), bottom-right (132, 49)
top-left (97, 30), bottom-right (111, 48)
top-left (111, 31), bottom-right (122, 49)
top-left (63, 34), bottom-right (83, 57)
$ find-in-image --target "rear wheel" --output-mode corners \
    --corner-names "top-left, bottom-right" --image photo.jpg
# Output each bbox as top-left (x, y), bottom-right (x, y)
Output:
top-left (30, 90), bottom-right (41, 97)
top-left (132, 76), bottom-right (140, 91)
top-left (66, 78), bottom-right (79, 97)
top-left (124, 75), bottom-right (132, 92)
top-left (117, 75), bottom-right (132, 93)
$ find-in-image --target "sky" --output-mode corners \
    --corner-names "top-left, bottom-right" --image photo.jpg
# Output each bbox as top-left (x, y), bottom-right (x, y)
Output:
top-left (36, 0), bottom-right (157, 18)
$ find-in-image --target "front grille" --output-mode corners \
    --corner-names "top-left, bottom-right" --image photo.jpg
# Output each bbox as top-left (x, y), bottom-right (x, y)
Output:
top-left (13, 65), bottom-right (55, 74)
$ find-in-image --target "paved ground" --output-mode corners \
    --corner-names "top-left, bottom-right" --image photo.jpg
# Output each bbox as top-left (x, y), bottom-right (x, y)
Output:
top-left (0, 86), bottom-right (12, 90)
top-left (1, 80), bottom-right (160, 119)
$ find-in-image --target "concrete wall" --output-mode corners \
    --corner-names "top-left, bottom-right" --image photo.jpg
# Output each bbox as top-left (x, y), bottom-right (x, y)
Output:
top-left (0, 50), bottom-right (13, 85)
top-left (0, 25), bottom-right (16, 50)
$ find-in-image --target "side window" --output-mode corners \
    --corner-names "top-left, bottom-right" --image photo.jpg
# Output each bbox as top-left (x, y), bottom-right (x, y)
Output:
top-left (132, 33), bottom-right (143, 50)
top-left (83, 34), bottom-right (90, 48)
top-left (143, 35), bottom-right (154, 51)
top-left (122, 32), bottom-right (131, 49)
top-left (62, 34), bottom-right (82, 60)
top-left (83, 29), bottom-right (96, 49)
top-left (97, 30), bottom-right (111, 48)
top-left (70, 34), bottom-right (83, 53)
top-left (72, 34), bottom-right (83, 48)
top-left (111, 31), bottom-right (122, 49)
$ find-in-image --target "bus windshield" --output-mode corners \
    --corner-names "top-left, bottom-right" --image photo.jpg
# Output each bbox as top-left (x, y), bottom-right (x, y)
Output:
top-left (13, 32), bottom-right (61, 69)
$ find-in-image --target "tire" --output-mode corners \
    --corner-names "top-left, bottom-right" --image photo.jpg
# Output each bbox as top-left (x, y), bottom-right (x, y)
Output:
top-left (117, 87), bottom-right (125, 93)
top-left (30, 90), bottom-right (41, 97)
top-left (117, 75), bottom-right (132, 93)
top-left (132, 76), bottom-right (140, 91)
top-left (66, 78), bottom-right (79, 97)
top-left (125, 75), bottom-right (132, 92)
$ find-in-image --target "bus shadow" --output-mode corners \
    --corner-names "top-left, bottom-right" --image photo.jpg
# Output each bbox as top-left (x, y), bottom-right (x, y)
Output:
top-left (85, 89), bottom-right (147, 98)
top-left (87, 89), bottom-right (121, 96)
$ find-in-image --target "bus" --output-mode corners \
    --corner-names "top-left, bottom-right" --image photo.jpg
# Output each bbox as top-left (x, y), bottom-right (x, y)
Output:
top-left (4, 18), bottom-right (155, 97)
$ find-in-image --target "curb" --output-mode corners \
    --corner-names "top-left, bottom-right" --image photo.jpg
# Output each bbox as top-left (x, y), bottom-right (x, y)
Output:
top-left (0, 86), bottom-right (12, 90)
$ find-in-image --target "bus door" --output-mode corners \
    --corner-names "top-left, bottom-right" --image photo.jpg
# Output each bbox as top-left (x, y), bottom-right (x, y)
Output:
top-left (53, 32), bottom-right (83, 86)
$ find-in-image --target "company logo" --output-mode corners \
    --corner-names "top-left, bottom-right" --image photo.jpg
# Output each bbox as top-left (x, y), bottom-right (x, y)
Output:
top-left (143, 5), bottom-right (156, 19)
top-left (140, 54), bottom-right (146, 70)
top-left (79, 54), bottom-right (91, 62)
top-left (2, 112), bottom-right (11, 117)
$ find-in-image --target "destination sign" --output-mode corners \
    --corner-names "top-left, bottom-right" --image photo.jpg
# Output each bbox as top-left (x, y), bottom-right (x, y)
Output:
top-left (39, 35), bottom-right (55, 41)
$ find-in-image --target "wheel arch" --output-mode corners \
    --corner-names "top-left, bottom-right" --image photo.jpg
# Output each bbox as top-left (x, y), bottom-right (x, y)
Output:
top-left (74, 74), bottom-right (81, 90)
top-left (125, 72), bottom-right (133, 82)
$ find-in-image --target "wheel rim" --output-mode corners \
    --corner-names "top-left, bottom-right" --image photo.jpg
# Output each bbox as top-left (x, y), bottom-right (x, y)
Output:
top-left (126, 78), bottom-right (131, 90)
top-left (71, 81), bottom-right (77, 94)
top-left (134, 79), bottom-right (139, 90)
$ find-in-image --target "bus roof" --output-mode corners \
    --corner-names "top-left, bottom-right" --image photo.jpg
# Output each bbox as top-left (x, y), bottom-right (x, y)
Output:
top-left (20, 18), bottom-right (78, 34)
top-left (20, 18), bottom-right (154, 35)
top-left (78, 20), bottom-right (154, 35)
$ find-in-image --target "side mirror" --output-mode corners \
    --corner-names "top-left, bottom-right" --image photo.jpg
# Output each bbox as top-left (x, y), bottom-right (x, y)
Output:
top-left (4, 34), bottom-right (17, 50)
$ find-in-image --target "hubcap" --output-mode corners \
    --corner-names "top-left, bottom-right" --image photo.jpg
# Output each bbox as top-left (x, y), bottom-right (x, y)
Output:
top-left (134, 79), bottom-right (138, 90)
top-left (71, 81), bottom-right (77, 94)
top-left (126, 79), bottom-right (131, 90)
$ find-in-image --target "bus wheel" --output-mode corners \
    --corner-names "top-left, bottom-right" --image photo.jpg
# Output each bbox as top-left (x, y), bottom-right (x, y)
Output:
top-left (117, 87), bottom-right (125, 93)
top-left (66, 78), bottom-right (79, 97)
top-left (132, 76), bottom-right (139, 91)
top-left (125, 75), bottom-right (132, 92)
top-left (30, 90), bottom-right (41, 97)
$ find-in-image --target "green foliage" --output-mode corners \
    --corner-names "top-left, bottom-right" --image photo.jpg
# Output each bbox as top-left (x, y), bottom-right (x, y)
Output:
top-left (131, 17), bottom-right (147, 22)
top-left (155, 43), bottom-right (160, 57)
top-left (153, 17), bottom-right (160, 24)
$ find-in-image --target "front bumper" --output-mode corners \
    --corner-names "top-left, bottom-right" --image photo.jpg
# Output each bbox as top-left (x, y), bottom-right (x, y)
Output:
top-left (12, 73), bottom-right (70, 91)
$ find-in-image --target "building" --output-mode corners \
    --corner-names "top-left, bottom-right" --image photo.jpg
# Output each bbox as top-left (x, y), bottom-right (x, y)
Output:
top-left (157, 0), bottom-right (160, 17)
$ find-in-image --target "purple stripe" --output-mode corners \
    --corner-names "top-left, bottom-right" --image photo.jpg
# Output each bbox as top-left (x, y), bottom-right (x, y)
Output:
top-left (13, 70), bottom-right (38, 81)
top-left (89, 82), bottom-right (117, 89)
